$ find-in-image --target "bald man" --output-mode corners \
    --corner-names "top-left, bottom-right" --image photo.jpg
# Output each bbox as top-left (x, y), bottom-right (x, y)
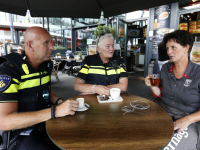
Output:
top-left (0, 27), bottom-right (78, 150)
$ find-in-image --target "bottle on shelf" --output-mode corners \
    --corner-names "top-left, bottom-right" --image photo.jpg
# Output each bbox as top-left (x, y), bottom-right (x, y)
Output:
top-left (127, 40), bottom-right (131, 50)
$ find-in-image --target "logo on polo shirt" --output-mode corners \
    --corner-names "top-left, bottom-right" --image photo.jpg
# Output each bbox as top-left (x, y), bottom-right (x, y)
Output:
top-left (0, 75), bottom-right (11, 91)
top-left (184, 79), bottom-right (192, 87)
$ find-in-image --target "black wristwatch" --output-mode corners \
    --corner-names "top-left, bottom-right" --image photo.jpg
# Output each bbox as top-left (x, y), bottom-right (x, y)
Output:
top-left (55, 97), bottom-right (63, 105)
top-left (51, 105), bottom-right (55, 119)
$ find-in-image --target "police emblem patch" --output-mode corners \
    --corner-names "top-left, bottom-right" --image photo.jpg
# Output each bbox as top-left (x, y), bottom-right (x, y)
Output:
top-left (0, 75), bottom-right (11, 91)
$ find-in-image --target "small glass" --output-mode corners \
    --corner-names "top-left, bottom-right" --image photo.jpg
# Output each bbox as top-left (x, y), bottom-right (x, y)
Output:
top-left (149, 74), bottom-right (160, 86)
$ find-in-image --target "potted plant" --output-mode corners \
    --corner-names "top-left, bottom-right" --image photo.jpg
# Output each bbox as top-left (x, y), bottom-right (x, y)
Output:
top-left (78, 52), bottom-right (82, 58)
top-left (56, 52), bottom-right (61, 58)
top-left (94, 25), bottom-right (116, 48)
top-left (94, 25), bottom-right (116, 38)
top-left (54, 46), bottom-right (67, 50)
top-left (74, 51), bottom-right (82, 60)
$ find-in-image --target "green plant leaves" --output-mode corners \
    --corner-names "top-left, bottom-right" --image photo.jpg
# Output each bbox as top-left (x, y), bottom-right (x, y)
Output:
top-left (94, 25), bottom-right (116, 38)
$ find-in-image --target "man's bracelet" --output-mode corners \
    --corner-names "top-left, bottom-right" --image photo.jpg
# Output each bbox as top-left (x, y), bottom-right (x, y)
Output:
top-left (51, 105), bottom-right (55, 119)
top-left (55, 97), bottom-right (62, 105)
top-left (92, 84), bottom-right (96, 93)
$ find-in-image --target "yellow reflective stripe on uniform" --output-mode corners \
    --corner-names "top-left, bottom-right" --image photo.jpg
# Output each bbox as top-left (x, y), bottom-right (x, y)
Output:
top-left (42, 76), bottom-right (50, 84)
top-left (18, 75), bottom-right (50, 90)
top-left (3, 84), bottom-right (18, 93)
top-left (90, 66), bottom-right (105, 69)
top-left (120, 67), bottom-right (126, 73)
top-left (0, 100), bottom-right (18, 103)
top-left (79, 68), bottom-right (88, 74)
top-left (12, 78), bottom-right (20, 84)
top-left (21, 73), bottom-right (40, 79)
top-left (88, 68), bottom-right (105, 75)
top-left (84, 64), bottom-right (89, 68)
top-left (107, 69), bottom-right (119, 75)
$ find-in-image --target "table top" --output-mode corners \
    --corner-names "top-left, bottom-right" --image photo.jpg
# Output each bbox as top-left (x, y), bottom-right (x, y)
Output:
top-left (46, 94), bottom-right (173, 150)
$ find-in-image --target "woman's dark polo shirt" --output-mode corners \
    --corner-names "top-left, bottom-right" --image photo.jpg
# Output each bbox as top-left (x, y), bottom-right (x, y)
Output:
top-left (159, 59), bottom-right (200, 113)
top-left (76, 54), bottom-right (128, 85)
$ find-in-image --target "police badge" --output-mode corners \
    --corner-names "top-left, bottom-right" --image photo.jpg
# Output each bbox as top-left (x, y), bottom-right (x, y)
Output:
top-left (0, 75), bottom-right (11, 91)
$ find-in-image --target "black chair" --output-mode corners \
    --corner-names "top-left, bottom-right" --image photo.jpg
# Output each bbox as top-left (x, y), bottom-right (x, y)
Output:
top-left (51, 60), bottom-right (62, 87)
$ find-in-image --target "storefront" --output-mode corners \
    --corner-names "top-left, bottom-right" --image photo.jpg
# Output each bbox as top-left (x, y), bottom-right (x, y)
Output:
top-left (144, 2), bottom-right (200, 76)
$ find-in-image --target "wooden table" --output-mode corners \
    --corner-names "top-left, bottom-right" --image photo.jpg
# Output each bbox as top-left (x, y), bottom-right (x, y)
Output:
top-left (46, 94), bottom-right (173, 150)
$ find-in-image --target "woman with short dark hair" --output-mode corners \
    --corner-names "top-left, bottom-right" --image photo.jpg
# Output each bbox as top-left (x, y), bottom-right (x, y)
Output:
top-left (145, 30), bottom-right (200, 149)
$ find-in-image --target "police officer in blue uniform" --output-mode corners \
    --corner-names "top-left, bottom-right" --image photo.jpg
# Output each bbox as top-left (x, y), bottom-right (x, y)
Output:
top-left (0, 27), bottom-right (79, 150)
top-left (74, 33), bottom-right (128, 96)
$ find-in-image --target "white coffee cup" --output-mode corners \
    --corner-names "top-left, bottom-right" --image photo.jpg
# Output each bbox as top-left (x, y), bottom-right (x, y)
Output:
top-left (110, 88), bottom-right (121, 99)
top-left (66, 56), bottom-right (70, 59)
top-left (76, 98), bottom-right (84, 109)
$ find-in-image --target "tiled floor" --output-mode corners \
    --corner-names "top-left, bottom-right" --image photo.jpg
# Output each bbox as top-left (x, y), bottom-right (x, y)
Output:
top-left (128, 65), bottom-right (145, 78)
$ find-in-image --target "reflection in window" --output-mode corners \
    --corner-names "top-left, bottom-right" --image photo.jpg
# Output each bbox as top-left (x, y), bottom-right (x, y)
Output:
top-left (75, 28), bottom-right (96, 55)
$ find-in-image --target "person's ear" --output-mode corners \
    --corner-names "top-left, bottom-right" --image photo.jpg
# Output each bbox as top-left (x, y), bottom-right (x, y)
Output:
top-left (26, 41), bottom-right (34, 52)
top-left (184, 44), bottom-right (190, 53)
top-left (97, 46), bottom-right (100, 53)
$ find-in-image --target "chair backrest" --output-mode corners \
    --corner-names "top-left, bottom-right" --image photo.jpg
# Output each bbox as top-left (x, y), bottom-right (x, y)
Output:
top-left (0, 130), bottom-right (10, 150)
top-left (51, 60), bottom-right (61, 76)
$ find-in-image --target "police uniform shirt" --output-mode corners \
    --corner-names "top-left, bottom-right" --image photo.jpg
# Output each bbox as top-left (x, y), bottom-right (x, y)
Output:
top-left (77, 54), bottom-right (128, 85)
top-left (159, 59), bottom-right (200, 114)
top-left (0, 58), bottom-right (51, 112)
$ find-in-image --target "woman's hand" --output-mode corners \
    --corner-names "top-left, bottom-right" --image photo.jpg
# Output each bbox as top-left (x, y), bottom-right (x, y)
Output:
top-left (94, 85), bottom-right (110, 96)
top-left (144, 75), bottom-right (161, 96)
top-left (145, 75), bottom-right (151, 86)
top-left (174, 116), bottom-right (192, 134)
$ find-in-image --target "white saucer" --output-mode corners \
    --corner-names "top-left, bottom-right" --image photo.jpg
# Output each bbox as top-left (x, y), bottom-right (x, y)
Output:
top-left (77, 103), bottom-right (90, 111)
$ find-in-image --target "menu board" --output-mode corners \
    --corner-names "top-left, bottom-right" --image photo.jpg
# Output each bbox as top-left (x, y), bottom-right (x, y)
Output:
top-left (152, 4), bottom-right (171, 55)
top-left (190, 42), bottom-right (200, 65)
top-left (152, 4), bottom-right (171, 73)
top-left (88, 45), bottom-right (96, 55)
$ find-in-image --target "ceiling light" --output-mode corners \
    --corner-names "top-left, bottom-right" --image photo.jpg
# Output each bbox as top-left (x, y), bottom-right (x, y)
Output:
top-left (183, 3), bottom-right (200, 9)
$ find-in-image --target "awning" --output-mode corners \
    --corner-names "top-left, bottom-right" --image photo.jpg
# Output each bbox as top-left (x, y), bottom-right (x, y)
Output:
top-left (0, 0), bottom-right (195, 18)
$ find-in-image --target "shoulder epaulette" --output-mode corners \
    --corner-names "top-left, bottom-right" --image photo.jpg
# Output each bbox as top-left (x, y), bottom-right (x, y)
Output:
top-left (4, 53), bottom-right (27, 75)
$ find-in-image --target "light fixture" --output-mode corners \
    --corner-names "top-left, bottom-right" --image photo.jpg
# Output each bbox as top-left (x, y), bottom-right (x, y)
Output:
top-left (183, 3), bottom-right (200, 9)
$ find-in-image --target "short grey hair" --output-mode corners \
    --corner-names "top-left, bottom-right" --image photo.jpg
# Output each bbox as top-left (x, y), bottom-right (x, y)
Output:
top-left (97, 33), bottom-right (114, 48)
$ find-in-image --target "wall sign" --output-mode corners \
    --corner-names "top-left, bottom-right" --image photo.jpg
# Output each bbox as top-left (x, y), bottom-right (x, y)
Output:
top-left (152, 4), bottom-right (171, 73)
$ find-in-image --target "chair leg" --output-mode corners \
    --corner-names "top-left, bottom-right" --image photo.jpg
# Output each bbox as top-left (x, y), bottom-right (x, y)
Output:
top-left (55, 74), bottom-right (62, 87)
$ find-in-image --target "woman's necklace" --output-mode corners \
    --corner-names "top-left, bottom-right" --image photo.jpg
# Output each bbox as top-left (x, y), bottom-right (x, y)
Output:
top-left (174, 68), bottom-right (185, 75)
